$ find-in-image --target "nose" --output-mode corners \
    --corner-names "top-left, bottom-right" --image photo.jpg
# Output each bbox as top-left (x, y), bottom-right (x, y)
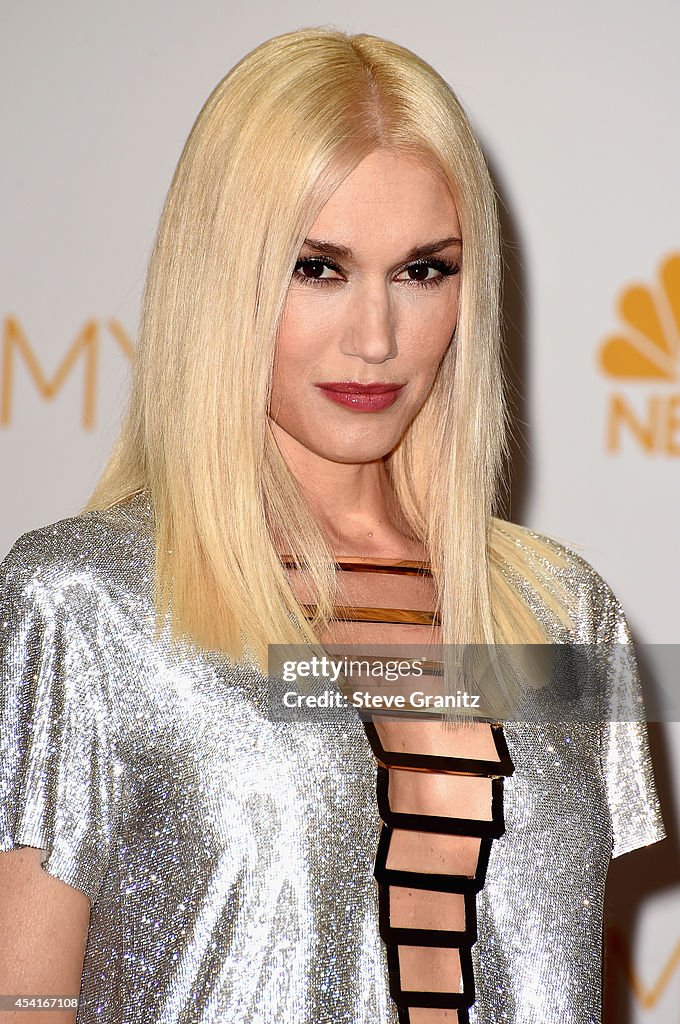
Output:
top-left (339, 278), bottom-right (397, 363)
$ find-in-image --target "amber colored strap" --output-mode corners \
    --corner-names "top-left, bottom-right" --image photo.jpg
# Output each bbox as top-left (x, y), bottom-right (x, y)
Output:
top-left (300, 603), bottom-right (439, 626)
top-left (286, 557), bottom-right (438, 625)
top-left (281, 557), bottom-right (433, 575)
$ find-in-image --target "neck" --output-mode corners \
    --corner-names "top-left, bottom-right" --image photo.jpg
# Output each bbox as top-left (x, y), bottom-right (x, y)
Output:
top-left (269, 420), bottom-right (425, 560)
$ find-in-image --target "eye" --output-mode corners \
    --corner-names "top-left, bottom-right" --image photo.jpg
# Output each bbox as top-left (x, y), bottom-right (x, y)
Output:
top-left (395, 259), bottom-right (461, 288)
top-left (293, 258), bottom-right (342, 285)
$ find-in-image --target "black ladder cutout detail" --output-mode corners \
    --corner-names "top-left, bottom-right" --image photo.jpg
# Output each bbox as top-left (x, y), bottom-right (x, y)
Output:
top-left (286, 554), bottom-right (515, 1023)
top-left (376, 766), bottom-right (508, 839)
top-left (378, 885), bottom-right (479, 947)
top-left (385, 942), bottom-right (477, 1009)
top-left (364, 718), bottom-right (515, 778)
top-left (374, 823), bottom-right (495, 895)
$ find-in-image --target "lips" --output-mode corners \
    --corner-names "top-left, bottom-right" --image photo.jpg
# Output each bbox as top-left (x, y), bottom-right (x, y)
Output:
top-left (316, 382), bottom-right (404, 394)
top-left (314, 382), bottom-right (404, 412)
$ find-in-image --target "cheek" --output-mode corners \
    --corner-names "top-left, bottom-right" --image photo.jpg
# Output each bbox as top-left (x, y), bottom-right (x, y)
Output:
top-left (406, 286), bottom-right (459, 358)
top-left (274, 297), bottom-right (327, 374)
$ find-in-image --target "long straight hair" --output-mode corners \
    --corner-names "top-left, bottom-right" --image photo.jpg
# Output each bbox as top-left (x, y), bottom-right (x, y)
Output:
top-left (83, 27), bottom-right (576, 717)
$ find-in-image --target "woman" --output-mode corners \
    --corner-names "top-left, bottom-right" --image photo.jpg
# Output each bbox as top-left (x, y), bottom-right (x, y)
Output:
top-left (0, 26), bottom-right (665, 1024)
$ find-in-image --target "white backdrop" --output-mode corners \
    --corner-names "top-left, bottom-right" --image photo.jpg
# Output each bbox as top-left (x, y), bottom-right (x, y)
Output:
top-left (1, 1), bottom-right (678, 1018)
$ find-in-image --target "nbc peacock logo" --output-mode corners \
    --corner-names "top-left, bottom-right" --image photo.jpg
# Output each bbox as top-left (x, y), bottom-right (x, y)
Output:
top-left (597, 253), bottom-right (680, 455)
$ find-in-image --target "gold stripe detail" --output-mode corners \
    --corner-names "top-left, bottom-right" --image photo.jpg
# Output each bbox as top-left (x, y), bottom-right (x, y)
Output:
top-left (301, 603), bottom-right (439, 626)
top-left (281, 557), bottom-right (432, 576)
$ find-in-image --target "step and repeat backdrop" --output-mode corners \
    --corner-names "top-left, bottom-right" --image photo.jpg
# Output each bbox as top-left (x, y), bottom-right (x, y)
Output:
top-left (1, 1), bottom-right (678, 1018)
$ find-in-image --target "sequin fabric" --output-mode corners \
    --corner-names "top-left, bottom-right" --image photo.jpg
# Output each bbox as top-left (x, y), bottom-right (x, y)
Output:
top-left (0, 492), bottom-right (666, 1024)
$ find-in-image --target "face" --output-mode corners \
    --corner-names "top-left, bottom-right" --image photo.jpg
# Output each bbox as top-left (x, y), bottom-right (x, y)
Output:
top-left (269, 148), bottom-right (462, 470)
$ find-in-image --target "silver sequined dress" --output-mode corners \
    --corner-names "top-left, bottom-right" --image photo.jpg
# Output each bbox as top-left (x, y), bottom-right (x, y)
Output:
top-left (0, 492), bottom-right (666, 1024)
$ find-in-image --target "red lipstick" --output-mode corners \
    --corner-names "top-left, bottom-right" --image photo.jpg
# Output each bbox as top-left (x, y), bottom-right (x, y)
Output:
top-left (315, 381), bottom-right (404, 411)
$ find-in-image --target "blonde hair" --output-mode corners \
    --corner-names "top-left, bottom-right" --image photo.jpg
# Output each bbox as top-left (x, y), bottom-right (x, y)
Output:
top-left (83, 26), bottom-right (576, 717)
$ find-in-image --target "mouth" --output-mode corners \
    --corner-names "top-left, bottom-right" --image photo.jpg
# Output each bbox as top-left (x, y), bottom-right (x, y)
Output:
top-left (315, 381), bottom-right (405, 394)
top-left (314, 381), bottom-right (404, 412)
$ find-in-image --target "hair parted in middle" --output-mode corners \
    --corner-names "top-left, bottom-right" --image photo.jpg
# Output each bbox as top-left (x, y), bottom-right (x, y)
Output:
top-left (84, 25), bottom-right (577, 718)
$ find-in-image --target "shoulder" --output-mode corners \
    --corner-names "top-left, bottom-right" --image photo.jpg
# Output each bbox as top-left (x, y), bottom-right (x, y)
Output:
top-left (1, 492), bottom-right (154, 607)
top-left (489, 517), bottom-right (626, 640)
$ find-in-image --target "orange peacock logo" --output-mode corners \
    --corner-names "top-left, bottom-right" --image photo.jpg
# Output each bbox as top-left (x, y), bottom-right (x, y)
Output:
top-left (598, 253), bottom-right (680, 455)
top-left (598, 254), bottom-right (680, 381)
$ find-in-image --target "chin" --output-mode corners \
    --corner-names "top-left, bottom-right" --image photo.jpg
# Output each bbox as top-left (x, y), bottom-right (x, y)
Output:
top-left (309, 439), bottom-right (400, 464)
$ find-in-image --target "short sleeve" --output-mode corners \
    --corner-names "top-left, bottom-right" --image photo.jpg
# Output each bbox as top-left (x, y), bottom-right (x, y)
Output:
top-left (598, 596), bottom-right (666, 859)
top-left (0, 537), bottom-right (126, 904)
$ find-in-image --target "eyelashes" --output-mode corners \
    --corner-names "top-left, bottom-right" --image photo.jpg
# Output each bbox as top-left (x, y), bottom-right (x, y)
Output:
top-left (292, 256), bottom-right (461, 290)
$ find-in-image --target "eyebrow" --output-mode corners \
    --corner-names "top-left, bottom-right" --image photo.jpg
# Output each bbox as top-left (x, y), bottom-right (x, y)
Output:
top-left (300, 235), bottom-right (462, 262)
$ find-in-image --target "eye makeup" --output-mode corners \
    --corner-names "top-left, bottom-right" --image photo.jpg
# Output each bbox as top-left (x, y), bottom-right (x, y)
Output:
top-left (292, 256), bottom-right (461, 290)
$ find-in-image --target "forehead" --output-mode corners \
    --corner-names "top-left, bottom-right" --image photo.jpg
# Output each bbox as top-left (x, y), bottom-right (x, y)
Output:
top-left (308, 149), bottom-right (460, 252)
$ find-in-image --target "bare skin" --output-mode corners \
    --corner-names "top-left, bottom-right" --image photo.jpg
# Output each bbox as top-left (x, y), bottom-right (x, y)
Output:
top-left (272, 150), bottom-right (492, 1022)
top-left (0, 848), bottom-right (89, 1023)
